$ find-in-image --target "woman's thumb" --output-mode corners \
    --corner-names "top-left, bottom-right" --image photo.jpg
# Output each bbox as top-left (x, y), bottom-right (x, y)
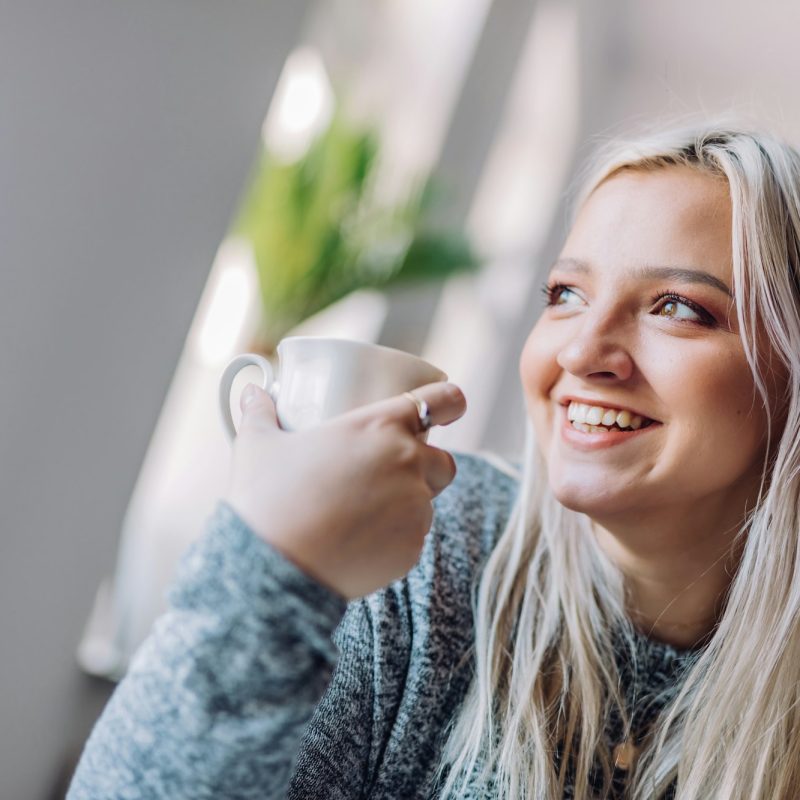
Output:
top-left (239, 383), bottom-right (279, 432)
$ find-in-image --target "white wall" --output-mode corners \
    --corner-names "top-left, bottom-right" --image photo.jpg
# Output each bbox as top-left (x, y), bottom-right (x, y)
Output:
top-left (0, 3), bottom-right (309, 797)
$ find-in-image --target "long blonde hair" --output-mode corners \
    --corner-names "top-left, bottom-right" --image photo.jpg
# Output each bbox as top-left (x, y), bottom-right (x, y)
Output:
top-left (436, 124), bottom-right (800, 799)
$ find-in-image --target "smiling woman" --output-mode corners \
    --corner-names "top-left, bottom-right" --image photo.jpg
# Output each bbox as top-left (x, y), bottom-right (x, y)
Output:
top-left (68, 124), bottom-right (800, 800)
top-left (440, 128), bottom-right (800, 799)
top-left (524, 167), bottom-right (771, 531)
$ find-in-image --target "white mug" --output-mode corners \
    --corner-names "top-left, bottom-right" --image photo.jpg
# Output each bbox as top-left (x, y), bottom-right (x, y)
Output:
top-left (219, 336), bottom-right (448, 440)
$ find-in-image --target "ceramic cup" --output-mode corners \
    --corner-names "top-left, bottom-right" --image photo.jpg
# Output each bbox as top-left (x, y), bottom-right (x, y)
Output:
top-left (219, 336), bottom-right (448, 442)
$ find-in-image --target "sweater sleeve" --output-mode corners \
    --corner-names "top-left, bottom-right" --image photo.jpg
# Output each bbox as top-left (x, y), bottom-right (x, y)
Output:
top-left (67, 502), bottom-right (351, 800)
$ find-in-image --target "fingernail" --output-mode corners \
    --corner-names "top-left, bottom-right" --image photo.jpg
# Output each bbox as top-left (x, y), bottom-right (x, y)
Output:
top-left (241, 383), bottom-right (258, 410)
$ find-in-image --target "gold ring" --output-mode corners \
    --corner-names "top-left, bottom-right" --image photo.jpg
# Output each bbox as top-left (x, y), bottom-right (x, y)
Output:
top-left (403, 391), bottom-right (433, 433)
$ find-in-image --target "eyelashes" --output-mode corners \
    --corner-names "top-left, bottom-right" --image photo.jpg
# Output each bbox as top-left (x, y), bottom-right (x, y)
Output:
top-left (649, 289), bottom-right (717, 326)
top-left (540, 281), bottom-right (574, 307)
top-left (540, 281), bottom-right (717, 327)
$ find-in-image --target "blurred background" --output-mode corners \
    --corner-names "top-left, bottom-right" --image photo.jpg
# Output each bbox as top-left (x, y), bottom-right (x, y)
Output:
top-left (2, 1), bottom-right (798, 796)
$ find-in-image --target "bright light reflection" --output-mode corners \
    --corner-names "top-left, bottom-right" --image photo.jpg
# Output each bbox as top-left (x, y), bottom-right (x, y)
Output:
top-left (195, 238), bottom-right (257, 365)
top-left (262, 46), bottom-right (334, 162)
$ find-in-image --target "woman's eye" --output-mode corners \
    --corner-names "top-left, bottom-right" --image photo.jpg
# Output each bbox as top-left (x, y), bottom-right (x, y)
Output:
top-left (655, 297), bottom-right (704, 322)
top-left (543, 283), bottom-right (583, 307)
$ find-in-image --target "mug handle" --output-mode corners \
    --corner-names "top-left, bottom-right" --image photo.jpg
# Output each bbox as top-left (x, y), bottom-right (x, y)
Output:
top-left (219, 353), bottom-right (276, 440)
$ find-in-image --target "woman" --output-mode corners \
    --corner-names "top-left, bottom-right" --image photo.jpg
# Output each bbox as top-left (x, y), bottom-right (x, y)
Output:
top-left (69, 125), bottom-right (800, 799)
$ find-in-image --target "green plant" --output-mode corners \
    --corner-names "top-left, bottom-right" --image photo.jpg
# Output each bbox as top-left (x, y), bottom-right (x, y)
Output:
top-left (232, 110), bottom-right (479, 354)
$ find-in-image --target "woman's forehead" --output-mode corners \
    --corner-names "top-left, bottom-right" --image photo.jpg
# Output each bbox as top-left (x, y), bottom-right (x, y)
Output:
top-left (564, 166), bottom-right (734, 285)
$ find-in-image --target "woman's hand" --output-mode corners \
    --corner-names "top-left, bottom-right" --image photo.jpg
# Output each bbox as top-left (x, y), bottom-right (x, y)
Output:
top-left (222, 381), bottom-right (467, 600)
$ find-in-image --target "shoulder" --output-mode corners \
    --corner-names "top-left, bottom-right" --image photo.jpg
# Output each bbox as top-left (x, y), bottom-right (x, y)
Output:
top-left (326, 452), bottom-right (521, 790)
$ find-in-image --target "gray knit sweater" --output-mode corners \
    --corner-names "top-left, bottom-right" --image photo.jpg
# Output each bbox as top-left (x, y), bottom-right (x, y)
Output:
top-left (68, 452), bottom-right (697, 799)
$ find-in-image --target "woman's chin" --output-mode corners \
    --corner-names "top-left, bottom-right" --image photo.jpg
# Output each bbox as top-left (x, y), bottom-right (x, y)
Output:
top-left (549, 478), bottom-right (631, 518)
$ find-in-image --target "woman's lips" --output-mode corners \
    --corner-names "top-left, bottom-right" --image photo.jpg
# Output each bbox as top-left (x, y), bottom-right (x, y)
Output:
top-left (559, 405), bottom-right (661, 450)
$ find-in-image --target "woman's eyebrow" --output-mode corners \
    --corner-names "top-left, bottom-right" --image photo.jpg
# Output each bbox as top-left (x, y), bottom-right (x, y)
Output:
top-left (551, 257), bottom-right (733, 298)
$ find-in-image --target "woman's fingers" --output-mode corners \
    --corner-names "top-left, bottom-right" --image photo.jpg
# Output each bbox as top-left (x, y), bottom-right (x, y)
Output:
top-left (355, 381), bottom-right (467, 436)
top-left (237, 383), bottom-right (280, 435)
top-left (353, 382), bottom-right (465, 496)
top-left (419, 445), bottom-right (458, 496)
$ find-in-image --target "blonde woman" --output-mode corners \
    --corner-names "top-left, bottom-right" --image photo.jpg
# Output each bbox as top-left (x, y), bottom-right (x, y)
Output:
top-left (69, 124), bottom-right (800, 800)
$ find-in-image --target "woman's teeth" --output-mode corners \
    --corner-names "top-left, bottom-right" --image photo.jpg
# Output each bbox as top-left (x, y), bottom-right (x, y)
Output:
top-left (567, 402), bottom-right (653, 433)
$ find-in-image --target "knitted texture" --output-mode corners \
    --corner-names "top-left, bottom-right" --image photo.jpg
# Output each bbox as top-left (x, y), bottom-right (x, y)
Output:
top-left (69, 452), bottom-right (695, 799)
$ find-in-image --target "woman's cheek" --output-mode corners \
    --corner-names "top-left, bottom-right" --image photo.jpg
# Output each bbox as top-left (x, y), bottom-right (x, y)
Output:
top-left (519, 330), bottom-right (542, 406)
top-left (519, 323), bottom-right (560, 427)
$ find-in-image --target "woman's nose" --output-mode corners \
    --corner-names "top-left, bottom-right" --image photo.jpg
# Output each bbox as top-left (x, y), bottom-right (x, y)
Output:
top-left (556, 318), bottom-right (635, 381)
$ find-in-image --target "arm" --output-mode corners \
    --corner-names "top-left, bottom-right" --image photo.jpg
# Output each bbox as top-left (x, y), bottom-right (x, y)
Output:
top-left (68, 503), bottom-right (352, 800)
top-left (69, 380), bottom-right (465, 799)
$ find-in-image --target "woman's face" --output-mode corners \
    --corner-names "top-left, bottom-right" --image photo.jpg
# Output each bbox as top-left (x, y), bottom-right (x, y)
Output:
top-left (520, 165), bottom-right (775, 520)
